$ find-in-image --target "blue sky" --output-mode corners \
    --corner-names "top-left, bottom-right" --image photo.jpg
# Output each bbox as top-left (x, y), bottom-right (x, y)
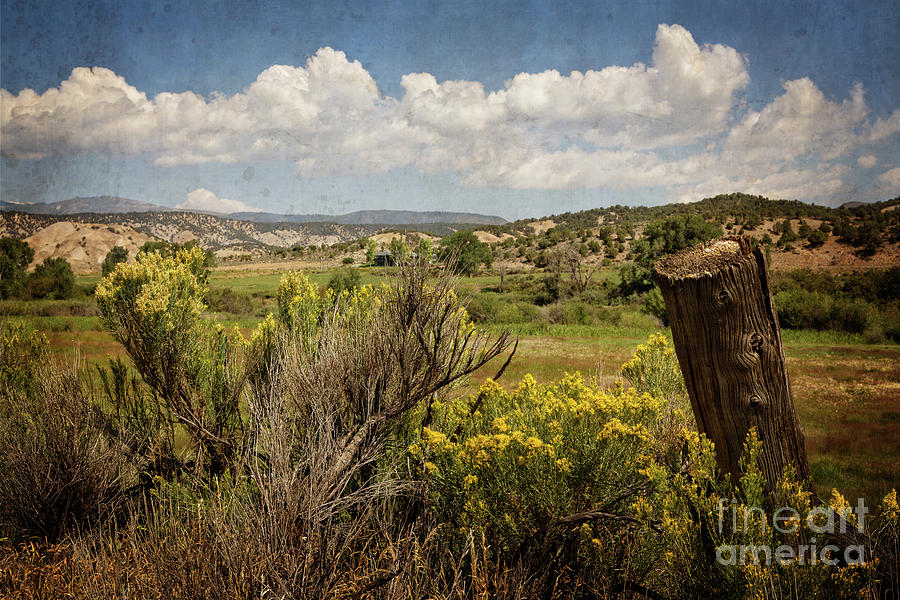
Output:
top-left (2, 0), bottom-right (899, 219)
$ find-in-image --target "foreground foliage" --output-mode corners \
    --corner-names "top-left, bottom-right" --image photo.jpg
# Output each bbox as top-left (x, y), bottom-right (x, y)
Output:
top-left (1, 252), bottom-right (898, 598)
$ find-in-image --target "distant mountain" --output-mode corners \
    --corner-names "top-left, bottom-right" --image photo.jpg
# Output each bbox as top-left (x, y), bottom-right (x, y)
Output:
top-left (3, 196), bottom-right (506, 226)
top-left (228, 209), bottom-right (506, 226)
top-left (2, 196), bottom-right (177, 215)
top-left (0, 210), bottom-right (384, 253)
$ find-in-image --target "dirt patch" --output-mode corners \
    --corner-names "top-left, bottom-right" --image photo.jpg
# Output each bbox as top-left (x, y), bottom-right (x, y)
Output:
top-left (369, 231), bottom-right (438, 246)
top-left (25, 221), bottom-right (154, 273)
top-left (472, 230), bottom-right (514, 244)
top-left (528, 219), bottom-right (557, 234)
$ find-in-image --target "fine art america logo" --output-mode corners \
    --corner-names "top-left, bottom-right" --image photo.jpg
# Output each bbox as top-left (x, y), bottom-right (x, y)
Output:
top-left (715, 497), bottom-right (868, 566)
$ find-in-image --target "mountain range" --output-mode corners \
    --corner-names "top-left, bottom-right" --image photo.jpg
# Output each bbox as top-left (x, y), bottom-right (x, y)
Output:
top-left (1, 196), bottom-right (507, 226)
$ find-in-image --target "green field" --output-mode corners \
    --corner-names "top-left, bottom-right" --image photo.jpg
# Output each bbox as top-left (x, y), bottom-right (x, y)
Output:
top-left (4, 265), bottom-right (898, 505)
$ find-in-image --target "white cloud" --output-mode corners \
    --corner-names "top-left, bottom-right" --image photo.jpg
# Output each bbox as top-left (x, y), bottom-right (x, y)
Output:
top-left (177, 188), bottom-right (262, 214)
top-left (723, 78), bottom-right (868, 164)
top-left (0, 25), bottom-right (749, 175)
top-left (0, 49), bottom-right (421, 176)
top-left (857, 155), bottom-right (878, 168)
top-left (676, 165), bottom-right (849, 203)
top-left (877, 166), bottom-right (900, 189)
top-left (870, 109), bottom-right (900, 142)
top-left (1, 24), bottom-right (897, 205)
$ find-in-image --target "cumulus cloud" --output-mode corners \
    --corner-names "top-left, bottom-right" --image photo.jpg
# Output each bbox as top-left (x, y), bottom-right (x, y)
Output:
top-left (1, 48), bottom-right (420, 176)
top-left (870, 109), bottom-right (900, 142)
top-left (857, 155), bottom-right (878, 168)
top-left (177, 188), bottom-right (263, 214)
top-left (0, 26), bottom-right (748, 173)
top-left (675, 164), bottom-right (850, 204)
top-left (877, 166), bottom-right (900, 189)
top-left (723, 78), bottom-right (868, 164)
top-left (1, 24), bottom-right (897, 204)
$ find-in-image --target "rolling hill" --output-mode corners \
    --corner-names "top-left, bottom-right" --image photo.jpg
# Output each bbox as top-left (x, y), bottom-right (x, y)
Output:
top-left (4, 196), bottom-right (507, 226)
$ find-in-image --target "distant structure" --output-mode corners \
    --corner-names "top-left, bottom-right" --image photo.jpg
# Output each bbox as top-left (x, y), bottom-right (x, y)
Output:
top-left (373, 250), bottom-right (393, 266)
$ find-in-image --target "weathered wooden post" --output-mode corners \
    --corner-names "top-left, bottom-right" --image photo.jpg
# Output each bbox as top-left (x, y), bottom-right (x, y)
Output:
top-left (654, 236), bottom-right (812, 490)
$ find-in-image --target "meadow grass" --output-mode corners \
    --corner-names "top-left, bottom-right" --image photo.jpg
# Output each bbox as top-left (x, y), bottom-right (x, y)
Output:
top-left (8, 265), bottom-right (899, 504)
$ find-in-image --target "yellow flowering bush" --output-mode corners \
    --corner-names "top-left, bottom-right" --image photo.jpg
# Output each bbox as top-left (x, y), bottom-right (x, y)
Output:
top-left (96, 245), bottom-right (246, 475)
top-left (635, 427), bottom-right (886, 598)
top-left (275, 271), bottom-right (334, 349)
top-left (250, 272), bottom-right (381, 374)
top-left (620, 332), bottom-right (688, 409)
top-left (413, 371), bottom-right (669, 557)
top-left (409, 334), bottom-right (897, 598)
top-left (96, 246), bottom-right (209, 376)
top-left (620, 332), bottom-right (693, 457)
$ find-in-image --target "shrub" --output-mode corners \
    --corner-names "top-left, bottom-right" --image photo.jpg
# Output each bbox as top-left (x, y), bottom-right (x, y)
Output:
top-left (95, 245), bottom-right (246, 476)
top-left (641, 285), bottom-right (668, 324)
top-left (775, 289), bottom-right (834, 330)
top-left (636, 429), bottom-right (885, 598)
top-left (139, 239), bottom-right (216, 269)
top-left (807, 229), bottom-right (828, 247)
top-left (415, 374), bottom-right (671, 592)
top-left (0, 237), bottom-right (34, 299)
top-left (774, 288), bottom-right (877, 334)
top-left (28, 257), bottom-right (76, 300)
top-left (0, 321), bottom-right (49, 396)
top-left (0, 328), bottom-right (132, 542)
top-left (327, 267), bottom-right (361, 295)
top-left (238, 264), bottom-right (513, 596)
top-left (101, 246), bottom-right (129, 276)
top-left (206, 287), bottom-right (254, 316)
top-left (619, 333), bottom-right (686, 408)
top-left (779, 219), bottom-right (799, 245)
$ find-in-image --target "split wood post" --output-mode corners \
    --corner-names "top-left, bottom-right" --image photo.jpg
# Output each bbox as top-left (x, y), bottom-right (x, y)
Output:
top-left (654, 236), bottom-right (812, 491)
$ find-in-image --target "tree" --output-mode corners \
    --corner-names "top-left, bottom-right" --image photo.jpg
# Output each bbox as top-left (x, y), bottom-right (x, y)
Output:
top-left (416, 237), bottom-right (433, 263)
top-left (438, 231), bottom-right (492, 276)
top-left (365, 240), bottom-right (378, 264)
top-left (29, 257), bottom-right (76, 300)
top-left (618, 214), bottom-right (722, 295)
top-left (807, 230), bottom-right (828, 248)
top-left (548, 247), bottom-right (596, 296)
top-left (389, 237), bottom-right (411, 264)
top-left (855, 221), bottom-right (883, 256)
top-left (138, 240), bottom-right (173, 256)
top-left (0, 238), bottom-right (34, 299)
top-left (778, 219), bottom-right (799, 245)
top-left (101, 246), bottom-right (129, 276)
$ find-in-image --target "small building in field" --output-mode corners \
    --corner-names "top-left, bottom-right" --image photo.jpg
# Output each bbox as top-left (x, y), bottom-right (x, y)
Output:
top-left (373, 250), bottom-right (393, 266)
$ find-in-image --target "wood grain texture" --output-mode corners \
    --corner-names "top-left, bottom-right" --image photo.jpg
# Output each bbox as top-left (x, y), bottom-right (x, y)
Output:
top-left (655, 236), bottom-right (812, 490)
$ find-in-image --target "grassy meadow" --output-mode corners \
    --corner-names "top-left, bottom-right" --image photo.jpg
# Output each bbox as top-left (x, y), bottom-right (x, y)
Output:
top-left (4, 263), bottom-right (897, 505)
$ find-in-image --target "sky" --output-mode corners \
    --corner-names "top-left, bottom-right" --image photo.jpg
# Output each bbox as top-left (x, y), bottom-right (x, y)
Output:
top-left (2, 0), bottom-right (899, 220)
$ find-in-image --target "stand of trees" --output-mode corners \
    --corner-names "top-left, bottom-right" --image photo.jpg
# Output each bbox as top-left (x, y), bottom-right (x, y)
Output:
top-left (0, 238), bottom-right (76, 300)
top-left (438, 231), bottom-right (492, 276)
